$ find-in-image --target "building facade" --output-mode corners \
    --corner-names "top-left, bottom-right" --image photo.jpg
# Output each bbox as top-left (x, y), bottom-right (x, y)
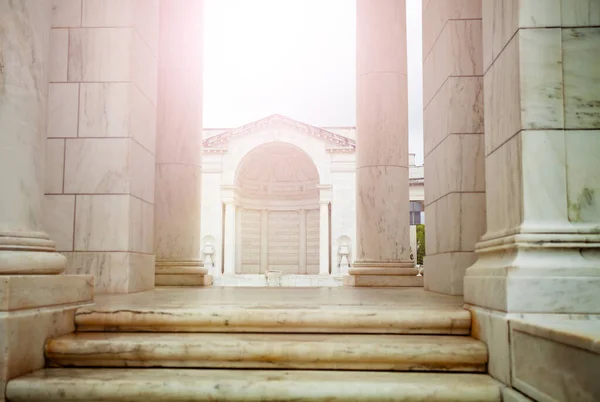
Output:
top-left (0, 0), bottom-right (598, 401)
top-left (200, 115), bottom-right (425, 280)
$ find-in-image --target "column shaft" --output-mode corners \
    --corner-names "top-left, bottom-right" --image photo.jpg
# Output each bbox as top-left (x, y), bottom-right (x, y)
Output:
top-left (299, 209), bottom-right (307, 274)
top-left (155, 0), bottom-right (207, 284)
top-left (260, 209), bottom-right (268, 273)
top-left (235, 206), bottom-right (243, 274)
top-left (223, 203), bottom-right (237, 275)
top-left (319, 203), bottom-right (330, 275)
top-left (0, 1), bottom-right (65, 274)
top-left (349, 0), bottom-right (419, 286)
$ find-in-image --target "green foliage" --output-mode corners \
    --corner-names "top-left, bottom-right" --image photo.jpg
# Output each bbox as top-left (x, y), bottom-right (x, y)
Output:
top-left (416, 224), bottom-right (425, 266)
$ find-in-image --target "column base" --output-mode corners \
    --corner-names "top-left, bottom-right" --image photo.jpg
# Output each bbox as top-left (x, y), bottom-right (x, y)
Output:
top-left (344, 262), bottom-right (421, 287)
top-left (465, 233), bottom-right (600, 313)
top-left (155, 260), bottom-right (210, 287)
top-left (0, 275), bottom-right (93, 311)
top-left (0, 274), bottom-right (94, 397)
top-left (0, 250), bottom-right (66, 275)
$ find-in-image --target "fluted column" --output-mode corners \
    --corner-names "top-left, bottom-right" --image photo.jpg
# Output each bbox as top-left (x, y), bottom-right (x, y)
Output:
top-left (0, 1), bottom-right (65, 274)
top-left (347, 0), bottom-right (421, 287)
top-left (154, 0), bottom-right (208, 286)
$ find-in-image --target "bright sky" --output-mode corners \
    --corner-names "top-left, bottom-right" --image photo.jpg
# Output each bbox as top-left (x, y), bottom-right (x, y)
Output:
top-left (203, 0), bottom-right (424, 164)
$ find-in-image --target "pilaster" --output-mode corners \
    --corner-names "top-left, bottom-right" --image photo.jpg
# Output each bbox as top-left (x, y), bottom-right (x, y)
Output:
top-left (464, 0), bottom-right (600, 314)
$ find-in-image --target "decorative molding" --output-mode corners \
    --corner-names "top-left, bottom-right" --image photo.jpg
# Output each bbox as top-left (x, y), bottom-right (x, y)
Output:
top-left (326, 147), bottom-right (355, 154)
top-left (203, 114), bottom-right (356, 150)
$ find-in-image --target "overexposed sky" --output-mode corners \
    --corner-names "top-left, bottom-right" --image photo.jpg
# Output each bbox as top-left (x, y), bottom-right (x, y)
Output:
top-left (203, 0), bottom-right (424, 164)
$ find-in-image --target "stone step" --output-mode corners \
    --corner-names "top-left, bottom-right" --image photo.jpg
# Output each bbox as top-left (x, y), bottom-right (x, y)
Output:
top-left (45, 332), bottom-right (487, 372)
top-left (75, 305), bottom-right (471, 334)
top-left (7, 369), bottom-right (502, 401)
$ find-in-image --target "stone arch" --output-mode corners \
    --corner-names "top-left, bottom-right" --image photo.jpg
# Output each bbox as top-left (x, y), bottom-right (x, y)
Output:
top-left (220, 126), bottom-right (332, 186)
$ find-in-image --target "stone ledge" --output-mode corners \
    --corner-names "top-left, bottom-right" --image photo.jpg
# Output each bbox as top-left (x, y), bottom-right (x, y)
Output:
top-left (344, 275), bottom-right (423, 287)
top-left (510, 318), bottom-right (600, 402)
top-left (0, 275), bottom-right (94, 312)
top-left (6, 369), bottom-right (503, 402)
top-left (348, 267), bottom-right (418, 276)
top-left (45, 332), bottom-right (488, 372)
top-left (0, 305), bottom-right (79, 400)
top-left (155, 274), bottom-right (212, 287)
top-left (464, 275), bottom-right (600, 313)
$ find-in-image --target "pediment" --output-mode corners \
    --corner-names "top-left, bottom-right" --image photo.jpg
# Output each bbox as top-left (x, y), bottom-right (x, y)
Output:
top-left (202, 114), bottom-right (356, 151)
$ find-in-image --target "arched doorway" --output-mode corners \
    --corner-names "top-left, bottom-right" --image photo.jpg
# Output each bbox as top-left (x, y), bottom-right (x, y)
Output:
top-left (231, 142), bottom-right (321, 275)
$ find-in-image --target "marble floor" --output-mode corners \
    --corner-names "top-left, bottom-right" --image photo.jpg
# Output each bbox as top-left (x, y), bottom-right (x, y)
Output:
top-left (213, 274), bottom-right (345, 287)
top-left (77, 287), bottom-right (469, 334)
top-left (92, 286), bottom-right (464, 309)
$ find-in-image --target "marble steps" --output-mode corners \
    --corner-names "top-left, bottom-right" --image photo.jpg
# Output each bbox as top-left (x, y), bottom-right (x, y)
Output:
top-left (6, 368), bottom-right (503, 402)
top-left (74, 305), bottom-right (472, 334)
top-left (45, 332), bottom-right (488, 372)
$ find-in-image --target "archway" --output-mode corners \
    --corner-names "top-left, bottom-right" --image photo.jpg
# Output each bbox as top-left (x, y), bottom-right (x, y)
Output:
top-left (232, 142), bottom-right (322, 275)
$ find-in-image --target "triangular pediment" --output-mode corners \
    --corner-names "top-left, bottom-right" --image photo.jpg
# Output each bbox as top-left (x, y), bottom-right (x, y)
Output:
top-left (202, 114), bottom-right (356, 150)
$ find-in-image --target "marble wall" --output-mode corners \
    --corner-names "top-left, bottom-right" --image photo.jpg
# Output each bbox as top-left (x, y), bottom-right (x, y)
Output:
top-left (465, 0), bottom-right (600, 313)
top-left (422, 0), bottom-right (486, 295)
top-left (44, 0), bottom-right (159, 293)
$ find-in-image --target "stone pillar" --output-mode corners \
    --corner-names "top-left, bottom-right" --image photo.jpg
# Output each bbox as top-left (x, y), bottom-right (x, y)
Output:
top-left (422, 0), bottom-right (486, 295)
top-left (0, 2), bottom-right (64, 275)
top-left (223, 201), bottom-right (237, 275)
top-left (0, 1), bottom-right (92, 397)
top-left (318, 186), bottom-right (332, 275)
top-left (463, 1), bottom-right (600, 389)
top-left (155, 0), bottom-right (208, 286)
top-left (260, 209), bottom-right (268, 273)
top-left (465, 0), bottom-right (600, 314)
top-left (319, 202), bottom-right (330, 275)
top-left (235, 206), bottom-right (243, 273)
top-left (298, 209), bottom-right (308, 274)
top-left (347, 0), bottom-right (421, 287)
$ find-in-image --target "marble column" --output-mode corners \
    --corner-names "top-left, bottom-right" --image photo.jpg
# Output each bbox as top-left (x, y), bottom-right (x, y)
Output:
top-left (318, 186), bottom-right (332, 275)
top-left (422, 0), bottom-right (486, 295)
top-left (299, 209), bottom-right (307, 274)
top-left (346, 0), bottom-right (421, 287)
top-left (260, 209), bottom-right (268, 273)
top-left (0, 2), bottom-right (93, 397)
top-left (235, 206), bottom-right (243, 273)
top-left (0, 1), bottom-right (65, 275)
top-left (154, 0), bottom-right (209, 286)
top-left (464, 1), bottom-right (600, 314)
top-left (223, 202), bottom-right (237, 275)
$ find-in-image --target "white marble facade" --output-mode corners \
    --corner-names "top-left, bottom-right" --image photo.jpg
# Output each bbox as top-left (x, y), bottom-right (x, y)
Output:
top-left (200, 115), bottom-right (424, 280)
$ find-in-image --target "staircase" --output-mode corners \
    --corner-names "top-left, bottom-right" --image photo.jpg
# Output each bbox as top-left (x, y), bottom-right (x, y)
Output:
top-left (6, 289), bottom-right (502, 401)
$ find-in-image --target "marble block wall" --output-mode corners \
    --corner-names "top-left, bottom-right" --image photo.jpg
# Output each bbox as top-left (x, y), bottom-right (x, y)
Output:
top-left (465, 0), bottom-right (600, 313)
top-left (422, 0), bottom-right (486, 295)
top-left (44, 0), bottom-right (159, 293)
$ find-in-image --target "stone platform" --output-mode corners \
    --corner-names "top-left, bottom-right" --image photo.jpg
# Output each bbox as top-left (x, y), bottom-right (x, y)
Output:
top-left (74, 287), bottom-right (471, 333)
top-left (7, 369), bottom-right (502, 402)
top-left (7, 287), bottom-right (505, 401)
top-left (212, 274), bottom-right (344, 287)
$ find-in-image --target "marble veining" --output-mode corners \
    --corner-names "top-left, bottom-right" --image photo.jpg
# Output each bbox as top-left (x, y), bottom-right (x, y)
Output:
top-left (46, 332), bottom-right (487, 372)
top-left (7, 369), bottom-right (503, 402)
